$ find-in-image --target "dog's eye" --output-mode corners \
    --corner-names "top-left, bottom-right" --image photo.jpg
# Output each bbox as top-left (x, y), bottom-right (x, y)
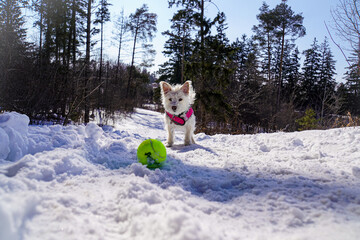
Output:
top-left (179, 98), bottom-right (183, 102)
top-left (169, 98), bottom-right (172, 101)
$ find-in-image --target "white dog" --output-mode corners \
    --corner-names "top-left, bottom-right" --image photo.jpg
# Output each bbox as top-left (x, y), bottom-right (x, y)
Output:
top-left (160, 81), bottom-right (196, 147)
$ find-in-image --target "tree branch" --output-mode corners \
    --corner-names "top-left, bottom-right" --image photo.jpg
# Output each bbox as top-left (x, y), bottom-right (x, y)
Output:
top-left (324, 21), bottom-right (351, 67)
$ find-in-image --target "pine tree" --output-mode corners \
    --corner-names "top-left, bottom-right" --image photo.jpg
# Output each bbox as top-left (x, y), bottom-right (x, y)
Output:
top-left (229, 35), bottom-right (265, 131)
top-left (343, 50), bottom-right (360, 115)
top-left (159, 8), bottom-right (193, 84)
top-left (126, 4), bottom-right (157, 98)
top-left (231, 35), bottom-right (261, 85)
top-left (298, 37), bottom-right (337, 120)
top-left (94, 0), bottom-right (111, 84)
top-left (299, 38), bottom-right (321, 109)
top-left (253, 0), bottom-right (305, 115)
top-left (282, 45), bottom-right (300, 102)
top-left (296, 108), bottom-right (318, 131)
top-left (31, 0), bottom-right (45, 61)
top-left (272, 0), bottom-right (305, 112)
top-left (0, 0), bottom-right (27, 67)
top-left (252, 2), bottom-right (277, 83)
top-left (84, 0), bottom-right (94, 123)
top-left (194, 12), bottom-right (235, 130)
top-left (0, 0), bottom-right (29, 110)
top-left (318, 37), bottom-right (336, 121)
top-left (94, 0), bottom-right (111, 110)
top-left (167, 0), bottom-right (236, 132)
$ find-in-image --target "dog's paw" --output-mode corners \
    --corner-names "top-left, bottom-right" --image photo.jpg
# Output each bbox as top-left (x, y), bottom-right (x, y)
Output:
top-left (166, 142), bottom-right (173, 147)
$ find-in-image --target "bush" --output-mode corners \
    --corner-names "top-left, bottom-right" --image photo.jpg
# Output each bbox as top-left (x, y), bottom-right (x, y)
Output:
top-left (296, 108), bottom-right (318, 131)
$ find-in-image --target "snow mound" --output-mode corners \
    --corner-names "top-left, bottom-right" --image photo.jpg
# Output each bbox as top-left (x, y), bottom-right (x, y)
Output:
top-left (0, 109), bottom-right (360, 240)
top-left (0, 112), bottom-right (30, 161)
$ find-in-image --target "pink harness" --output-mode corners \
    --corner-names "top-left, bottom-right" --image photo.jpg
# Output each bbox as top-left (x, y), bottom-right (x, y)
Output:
top-left (166, 108), bottom-right (194, 125)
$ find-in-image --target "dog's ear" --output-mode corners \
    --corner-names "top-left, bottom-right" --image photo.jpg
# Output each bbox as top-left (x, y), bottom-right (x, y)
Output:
top-left (181, 81), bottom-right (191, 94)
top-left (160, 81), bottom-right (172, 95)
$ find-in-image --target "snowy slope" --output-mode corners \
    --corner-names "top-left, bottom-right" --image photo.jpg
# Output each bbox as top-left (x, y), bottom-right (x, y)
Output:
top-left (0, 108), bottom-right (360, 240)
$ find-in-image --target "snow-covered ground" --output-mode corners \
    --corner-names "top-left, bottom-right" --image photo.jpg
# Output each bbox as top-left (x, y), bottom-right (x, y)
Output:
top-left (1, 108), bottom-right (360, 240)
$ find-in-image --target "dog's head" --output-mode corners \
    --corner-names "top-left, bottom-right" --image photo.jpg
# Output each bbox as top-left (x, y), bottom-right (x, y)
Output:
top-left (160, 81), bottom-right (195, 114)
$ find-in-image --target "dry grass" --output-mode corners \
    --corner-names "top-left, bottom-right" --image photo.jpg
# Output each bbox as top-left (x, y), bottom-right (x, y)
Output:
top-left (332, 112), bottom-right (360, 128)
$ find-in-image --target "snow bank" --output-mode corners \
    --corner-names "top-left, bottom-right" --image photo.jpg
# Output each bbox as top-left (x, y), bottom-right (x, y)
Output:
top-left (0, 109), bottom-right (360, 240)
top-left (0, 112), bottom-right (29, 161)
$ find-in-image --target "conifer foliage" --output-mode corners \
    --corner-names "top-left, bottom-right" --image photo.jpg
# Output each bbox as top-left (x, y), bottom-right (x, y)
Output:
top-left (0, 0), bottom-right (358, 131)
top-left (0, 0), bottom-right (156, 124)
top-left (159, 0), bottom-right (344, 133)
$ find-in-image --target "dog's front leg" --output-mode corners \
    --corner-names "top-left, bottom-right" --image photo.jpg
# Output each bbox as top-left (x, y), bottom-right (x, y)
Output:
top-left (184, 126), bottom-right (192, 146)
top-left (166, 127), bottom-right (174, 147)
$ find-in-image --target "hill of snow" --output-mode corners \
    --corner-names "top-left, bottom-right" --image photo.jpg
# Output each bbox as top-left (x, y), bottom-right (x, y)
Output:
top-left (1, 108), bottom-right (360, 240)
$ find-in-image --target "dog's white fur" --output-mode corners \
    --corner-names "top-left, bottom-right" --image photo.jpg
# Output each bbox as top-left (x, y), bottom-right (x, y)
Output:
top-left (160, 81), bottom-right (196, 147)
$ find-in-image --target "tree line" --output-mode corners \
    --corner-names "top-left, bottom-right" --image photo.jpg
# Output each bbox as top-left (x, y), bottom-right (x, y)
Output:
top-left (0, 0), bottom-right (359, 132)
top-left (158, 0), bottom-right (359, 133)
top-left (0, 0), bottom-right (157, 124)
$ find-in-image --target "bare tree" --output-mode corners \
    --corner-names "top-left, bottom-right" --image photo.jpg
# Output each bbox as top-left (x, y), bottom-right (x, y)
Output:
top-left (113, 9), bottom-right (129, 79)
top-left (331, 0), bottom-right (360, 114)
top-left (331, 0), bottom-right (360, 55)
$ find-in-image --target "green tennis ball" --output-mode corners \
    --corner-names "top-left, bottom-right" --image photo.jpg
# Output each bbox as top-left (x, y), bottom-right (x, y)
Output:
top-left (137, 139), bottom-right (167, 168)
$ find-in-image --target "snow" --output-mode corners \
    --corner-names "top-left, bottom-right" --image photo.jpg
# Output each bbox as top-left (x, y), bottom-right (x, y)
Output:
top-left (0, 112), bottom-right (29, 162)
top-left (1, 108), bottom-right (360, 240)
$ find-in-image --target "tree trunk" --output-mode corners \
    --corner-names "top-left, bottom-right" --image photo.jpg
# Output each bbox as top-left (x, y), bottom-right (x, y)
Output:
top-left (116, 15), bottom-right (124, 80)
top-left (84, 0), bottom-right (92, 123)
top-left (276, 28), bottom-right (286, 114)
top-left (267, 32), bottom-right (271, 83)
top-left (39, 0), bottom-right (43, 63)
top-left (98, 20), bottom-right (104, 109)
top-left (126, 19), bottom-right (139, 98)
top-left (181, 25), bottom-right (185, 84)
top-left (71, 0), bottom-right (76, 66)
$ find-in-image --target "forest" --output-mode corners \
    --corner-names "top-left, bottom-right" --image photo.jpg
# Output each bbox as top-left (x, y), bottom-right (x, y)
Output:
top-left (0, 0), bottom-right (359, 134)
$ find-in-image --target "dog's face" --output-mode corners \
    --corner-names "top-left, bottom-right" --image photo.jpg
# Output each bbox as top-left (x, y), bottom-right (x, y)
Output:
top-left (160, 81), bottom-right (195, 115)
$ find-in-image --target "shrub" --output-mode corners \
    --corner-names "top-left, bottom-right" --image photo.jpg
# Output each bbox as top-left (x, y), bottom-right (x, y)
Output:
top-left (296, 108), bottom-right (318, 131)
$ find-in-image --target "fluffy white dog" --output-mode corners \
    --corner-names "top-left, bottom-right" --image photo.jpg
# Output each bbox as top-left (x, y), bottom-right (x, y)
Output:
top-left (160, 81), bottom-right (196, 147)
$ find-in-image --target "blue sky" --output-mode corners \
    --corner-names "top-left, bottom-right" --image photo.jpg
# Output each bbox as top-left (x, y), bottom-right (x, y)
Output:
top-left (105, 0), bottom-right (346, 82)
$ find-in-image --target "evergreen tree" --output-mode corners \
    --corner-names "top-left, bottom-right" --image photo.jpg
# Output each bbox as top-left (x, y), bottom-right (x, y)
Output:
top-left (343, 51), bottom-right (360, 115)
top-left (296, 108), bottom-right (318, 130)
top-left (94, 0), bottom-right (111, 83)
top-left (200, 12), bottom-right (235, 122)
top-left (272, 0), bottom-right (305, 111)
top-left (0, 0), bottom-right (29, 110)
top-left (228, 35), bottom-right (265, 131)
top-left (83, 0), bottom-right (94, 123)
top-left (0, 0), bottom-right (27, 67)
top-left (299, 37), bottom-right (337, 119)
top-left (167, 0), bottom-right (236, 132)
top-left (94, 0), bottom-right (111, 109)
top-left (31, 0), bottom-right (45, 60)
top-left (318, 37), bottom-right (336, 120)
top-left (252, 2), bottom-right (277, 83)
top-left (32, 0), bottom-right (86, 66)
top-left (126, 4), bottom-right (157, 98)
top-left (299, 38), bottom-right (321, 109)
top-left (282, 45), bottom-right (300, 102)
top-left (159, 8), bottom-right (193, 84)
top-left (231, 35), bottom-right (260, 85)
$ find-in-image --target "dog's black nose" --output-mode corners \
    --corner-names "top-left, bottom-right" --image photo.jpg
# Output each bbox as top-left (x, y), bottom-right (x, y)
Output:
top-left (172, 106), bottom-right (177, 112)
